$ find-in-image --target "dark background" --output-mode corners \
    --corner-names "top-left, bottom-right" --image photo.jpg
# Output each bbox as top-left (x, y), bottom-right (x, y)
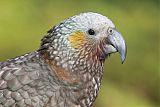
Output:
top-left (0, 0), bottom-right (159, 107)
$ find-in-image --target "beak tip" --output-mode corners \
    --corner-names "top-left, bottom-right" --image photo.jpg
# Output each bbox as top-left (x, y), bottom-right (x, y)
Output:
top-left (121, 59), bottom-right (125, 64)
top-left (119, 46), bottom-right (126, 64)
top-left (121, 56), bottom-right (125, 64)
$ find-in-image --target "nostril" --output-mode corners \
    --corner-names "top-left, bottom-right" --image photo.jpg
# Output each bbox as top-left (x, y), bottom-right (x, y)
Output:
top-left (107, 27), bottom-right (114, 34)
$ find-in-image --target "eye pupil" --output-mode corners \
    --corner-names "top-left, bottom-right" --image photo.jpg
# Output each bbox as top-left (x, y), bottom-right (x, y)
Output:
top-left (88, 29), bottom-right (95, 35)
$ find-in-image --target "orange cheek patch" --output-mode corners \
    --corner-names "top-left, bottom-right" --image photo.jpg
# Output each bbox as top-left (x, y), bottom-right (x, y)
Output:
top-left (68, 31), bottom-right (87, 49)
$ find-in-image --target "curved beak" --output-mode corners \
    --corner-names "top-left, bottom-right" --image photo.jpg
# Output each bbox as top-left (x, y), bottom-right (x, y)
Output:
top-left (106, 29), bottom-right (127, 63)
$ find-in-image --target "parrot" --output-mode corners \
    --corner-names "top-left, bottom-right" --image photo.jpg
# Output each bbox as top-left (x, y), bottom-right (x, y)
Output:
top-left (0, 12), bottom-right (126, 107)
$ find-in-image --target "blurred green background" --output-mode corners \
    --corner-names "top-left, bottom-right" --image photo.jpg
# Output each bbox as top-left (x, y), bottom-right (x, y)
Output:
top-left (0, 0), bottom-right (159, 107)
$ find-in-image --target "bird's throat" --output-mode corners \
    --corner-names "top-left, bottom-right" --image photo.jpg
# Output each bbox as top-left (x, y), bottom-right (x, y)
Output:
top-left (41, 51), bottom-right (104, 106)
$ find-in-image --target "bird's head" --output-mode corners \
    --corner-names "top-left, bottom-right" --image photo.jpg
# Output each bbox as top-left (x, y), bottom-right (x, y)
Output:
top-left (40, 12), bottom-right (126, 66)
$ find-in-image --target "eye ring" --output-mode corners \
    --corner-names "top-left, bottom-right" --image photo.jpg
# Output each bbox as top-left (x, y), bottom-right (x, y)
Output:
top-left (88, 29), bottom-right (95, 35)
top-left (108, 28), bottom-right (114, 34)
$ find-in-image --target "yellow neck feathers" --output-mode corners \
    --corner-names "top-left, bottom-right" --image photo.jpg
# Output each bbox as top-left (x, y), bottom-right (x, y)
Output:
top-left (68, 31), bottom-right (87, 49)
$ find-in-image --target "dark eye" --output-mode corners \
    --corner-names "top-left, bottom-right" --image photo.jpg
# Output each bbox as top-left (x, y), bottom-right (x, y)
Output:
top-left (88, 29), bottom-right (95, 35)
